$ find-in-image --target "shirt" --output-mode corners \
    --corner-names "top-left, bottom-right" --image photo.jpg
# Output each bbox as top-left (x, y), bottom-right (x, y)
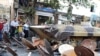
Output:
top-left (10, 20), bottom-right (19, 27)
top-left (3, 22), bottom-right (9, 33)
top-left (23, 24), bottom-right (29, 30)
top-left (0, 23), bottom-right (3, 30)
top-left (90, 14), bottom-right (98, 21)
top-left (18, 24), bottom-right (23, 32)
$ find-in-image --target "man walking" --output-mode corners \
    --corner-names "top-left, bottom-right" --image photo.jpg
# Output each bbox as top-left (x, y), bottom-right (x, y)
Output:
top-left (10, 18), bottom-right (19, 39)
top-left (3, 19), bottom-right (9, 35)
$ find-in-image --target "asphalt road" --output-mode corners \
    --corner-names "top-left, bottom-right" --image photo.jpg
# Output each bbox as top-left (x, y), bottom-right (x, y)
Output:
top-left (1, 45), bottom-right (100, 56)
top-left (0, 45), bottom-right (60, 56)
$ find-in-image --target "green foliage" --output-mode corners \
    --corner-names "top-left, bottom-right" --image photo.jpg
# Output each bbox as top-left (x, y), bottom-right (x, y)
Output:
top-left (44, 0), bottom-right (60, 10)
top-left (24, 6), bottom-right (35, 15)
top-left (50, 0), bottom-right (60, 9)
top-left (44, 0), bottom-right (49, 3)
top-left (61, 0), bottom-right (90, 7)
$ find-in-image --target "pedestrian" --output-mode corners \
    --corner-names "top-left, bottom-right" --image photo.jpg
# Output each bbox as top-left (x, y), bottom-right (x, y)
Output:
top-left (18, 21), bottom-right (24, 40)
top-left (23, 20), bottom-right (29, 38)
top-left (10, 18), bottom-right (19, 39)
top-left (90, 12), bottom-right (98, 26)
top-left (2, 19), bottom-right (10, 37)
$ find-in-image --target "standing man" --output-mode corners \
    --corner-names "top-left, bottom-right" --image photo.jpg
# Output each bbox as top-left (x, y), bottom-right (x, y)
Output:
top-left (10, 18), bottom-right (19, 38)
top-left (90, 12), bottom-right (98, 26)
top-left (67, 4), bottom-right (73, 20)
top-left (3, 19), bottom-right (9, 35)
top-left (23, 20), bottom-right (29, 38)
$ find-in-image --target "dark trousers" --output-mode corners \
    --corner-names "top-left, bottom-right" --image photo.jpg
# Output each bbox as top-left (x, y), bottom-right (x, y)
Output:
top-left (10, 26), bottom-right (16, 38)
top-left (0, 31), bottom-right (2, 41)
top-left (24, 30), bottom-right (28, 38)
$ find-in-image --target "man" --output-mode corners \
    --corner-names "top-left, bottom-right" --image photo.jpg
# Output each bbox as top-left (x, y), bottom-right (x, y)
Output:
top-left (90, 12), bottom-right (98, 26)
top-left (23, 20), bottom-right (29, 38)
top-left (3, 19), bottom-right (9, 35)
top-left (10, 18), bottom-right (19, 38)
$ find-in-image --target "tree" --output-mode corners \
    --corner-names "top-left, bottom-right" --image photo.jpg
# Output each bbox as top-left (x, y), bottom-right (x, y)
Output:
top-left (20, 0), bottom-right (37, 24)
top-left (44, 0), bottom-right (60, 24)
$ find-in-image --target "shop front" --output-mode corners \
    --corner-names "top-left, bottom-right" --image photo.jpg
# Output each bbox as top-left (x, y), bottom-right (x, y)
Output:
top-left (34, 11), bottom-right (54, 25)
